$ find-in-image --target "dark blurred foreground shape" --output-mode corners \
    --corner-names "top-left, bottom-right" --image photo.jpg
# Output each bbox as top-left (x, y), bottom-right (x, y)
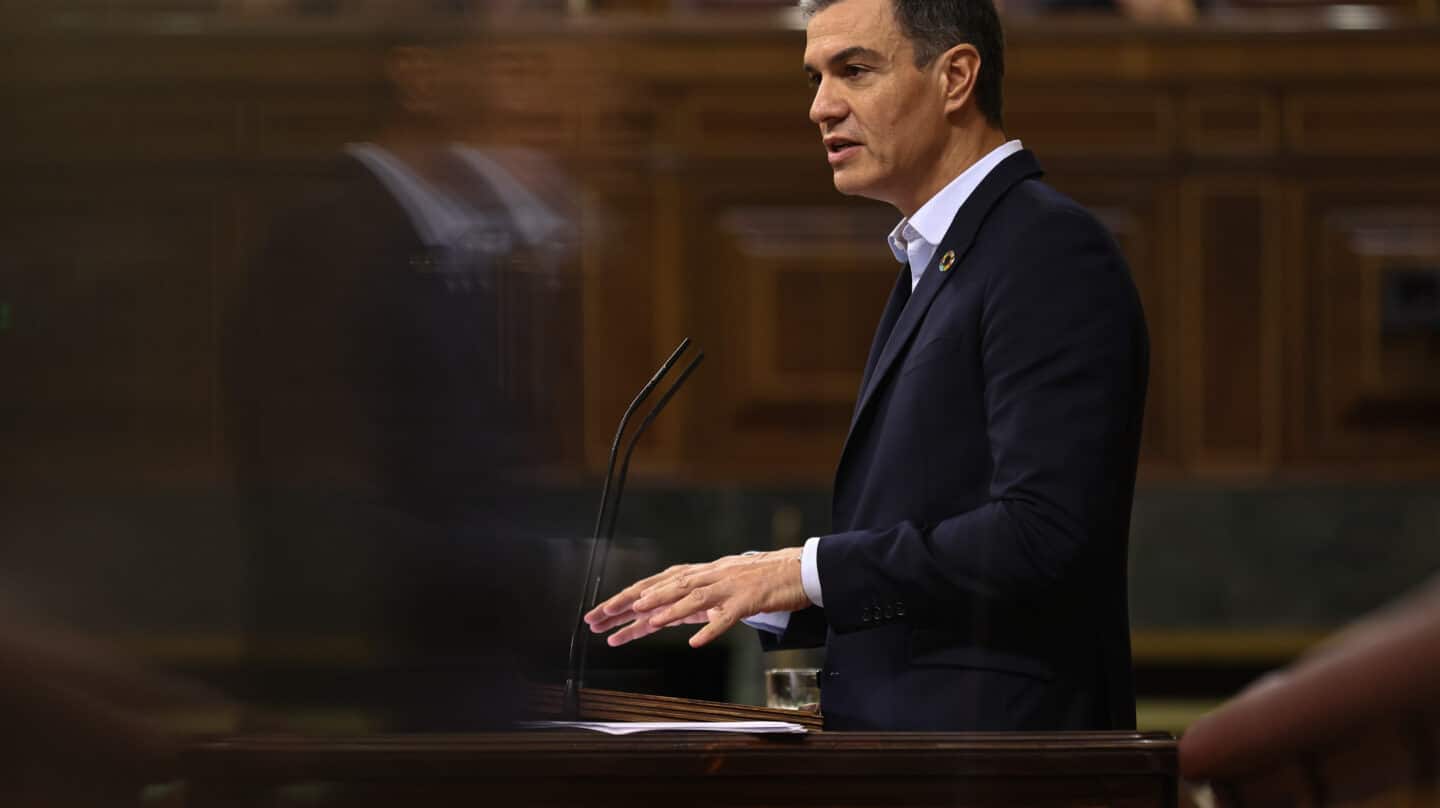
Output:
top-left (220, 19), bottom-right (604, 730)
top-left (1180, 575), bottom-right (1440, 807)
top-left (0, 600), bottom-right (234, 806)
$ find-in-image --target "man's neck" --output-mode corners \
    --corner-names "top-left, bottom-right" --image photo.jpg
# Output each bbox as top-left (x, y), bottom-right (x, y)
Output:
top-left (897, 125), bottom-right (1008, 218)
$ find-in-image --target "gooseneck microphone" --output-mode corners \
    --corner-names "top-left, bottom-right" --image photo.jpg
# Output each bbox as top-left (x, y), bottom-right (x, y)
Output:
top-left (561, 339), bottom-right (704, 719)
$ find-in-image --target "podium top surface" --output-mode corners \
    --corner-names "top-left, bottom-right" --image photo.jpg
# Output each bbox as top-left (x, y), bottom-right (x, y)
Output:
top-left (187, 731), bottom-right (1178, 780)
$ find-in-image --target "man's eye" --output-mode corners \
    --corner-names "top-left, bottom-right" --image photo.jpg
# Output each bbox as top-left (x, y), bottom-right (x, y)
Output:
top-left (842, 64), bottom-right (868, 78)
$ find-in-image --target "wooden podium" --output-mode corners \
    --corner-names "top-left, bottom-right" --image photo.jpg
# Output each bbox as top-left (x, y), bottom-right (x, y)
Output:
top-left (184, 688), bottom-right (1178, 807)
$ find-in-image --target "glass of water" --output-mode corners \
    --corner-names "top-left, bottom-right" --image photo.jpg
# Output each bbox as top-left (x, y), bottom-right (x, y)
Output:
top-left (765, 667), bottom-right (820, 712)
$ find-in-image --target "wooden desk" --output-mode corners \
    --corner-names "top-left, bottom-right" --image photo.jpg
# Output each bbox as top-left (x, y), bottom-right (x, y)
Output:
top-left (185, 730), bottom-right (1179, 807)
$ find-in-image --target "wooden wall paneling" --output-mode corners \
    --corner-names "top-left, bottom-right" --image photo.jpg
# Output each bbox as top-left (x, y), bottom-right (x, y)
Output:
top-left (1181, 90), bottom-right (1280, 158)
top-left (0, 182), bottom-right (224, 488)
top-left (1005, 87), bottom-right (1177, 160)
top-left (580, 164), bottom-right (666, 474)
top-left (729, 204), bottom-right (895, 402)
top-left (1299, 182), bottom-right (1440, 469)
top-left (561, 66), bottom-right (668, 473)
top-left (676, 88), bottom-right (816, 160)
top-left (7, 20), bottom-right (1440, 484)
top-left (1179, 178), bottom-right (1285, 475)
top-left (1285, 88), bottom-right (1440, 157)
top-left (9, 90), bottom-right (242, 162)
top-left (3, 35), bottom-right (385, 87)
top-left (639, 94), bottom-right (693, 475)
top-left (576, 86), bottom-right (663, 163)
top-left (211, 178), bottom-right (249, 489)
top-left (570, 80), bottom-right (668, 474)
top-left (677, 164), bottom-right (896, 480)
top-left (251, 89), bottom-right (386, 159)
top-left (1281, 179), bottom-right (1309, 471)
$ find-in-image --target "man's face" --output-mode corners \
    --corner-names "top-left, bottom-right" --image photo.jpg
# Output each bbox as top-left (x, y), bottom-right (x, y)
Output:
top-left (804, 0), bottom-right (950, 213)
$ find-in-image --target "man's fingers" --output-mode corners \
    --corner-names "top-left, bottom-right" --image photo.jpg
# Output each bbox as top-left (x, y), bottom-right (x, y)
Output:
top-left (588, 549), bottom-right (806, 649)
top-left (688, 604), bottom-right (739, 648)
top-left (633, 566), bottom-right (726, 613)
top-left (586, 564), bottom-right (690, 624)
top-left (605, 615), bottom-right (667, 647)
top-left (584, 590), bottom-right (636, 625)
top-left (647, 585), bottom-right (717, 628)
top-left (586, 609), bottom-right (635, 634)
top-left (594, 581), bottom-right (653, 618)
top-left (586, 556), bottom-right (744, 625)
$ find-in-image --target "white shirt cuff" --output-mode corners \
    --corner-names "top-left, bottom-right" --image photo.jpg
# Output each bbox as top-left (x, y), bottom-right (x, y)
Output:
top-left (801, 536), bottom-right (824, 608)
top-left (741, 610), bottom-right (791, 635)
top-left (739, 541), bottom-right (824, 635)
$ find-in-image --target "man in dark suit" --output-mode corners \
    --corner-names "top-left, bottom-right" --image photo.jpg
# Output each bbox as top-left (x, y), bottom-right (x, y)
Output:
top-left (586, 0), bottom-right (1148, 731)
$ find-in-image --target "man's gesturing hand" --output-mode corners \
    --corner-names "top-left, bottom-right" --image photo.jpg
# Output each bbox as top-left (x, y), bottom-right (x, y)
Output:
top-left (583, 547), bottom-right (809, 648)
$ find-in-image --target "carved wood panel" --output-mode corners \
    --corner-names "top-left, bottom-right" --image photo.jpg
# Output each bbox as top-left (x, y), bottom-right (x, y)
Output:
top-left (1296, 182), bottom-right (1440, 467)
top-left (1182, 91), bottom-right (1279, 157)
top-left (6, 23), bottom-right (1440, 483)
top-left (1007, 89), bottom-right (1176, 159)
top-left (676, 163), bottom-right (897, 479)
top-left (7, 92), bottom-right (241, 161)
top-left (0, 182), bottom-right (224, 487)
top-left (1286, 89), bottom-right (1440, 157)
top-left (1179, 179), bottom-right (1285, 474)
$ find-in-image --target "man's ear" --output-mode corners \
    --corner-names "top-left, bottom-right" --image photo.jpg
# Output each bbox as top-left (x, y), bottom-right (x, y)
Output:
top-left (938, 43), bottom-right (982, 117)
top-left (385, 46), bottom-right (441, 116)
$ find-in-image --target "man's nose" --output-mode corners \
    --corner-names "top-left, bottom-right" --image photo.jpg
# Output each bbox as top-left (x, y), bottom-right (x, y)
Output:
top-left (809, 79), bottom-right (846, 127)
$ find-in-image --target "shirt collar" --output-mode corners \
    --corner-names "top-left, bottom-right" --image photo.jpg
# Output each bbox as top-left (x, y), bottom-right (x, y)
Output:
top-left (886, 139), bottom-right (1025, 278)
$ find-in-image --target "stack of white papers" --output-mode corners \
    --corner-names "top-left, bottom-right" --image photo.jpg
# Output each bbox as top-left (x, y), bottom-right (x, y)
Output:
top-left (522, 720), bottom-right (807, 735)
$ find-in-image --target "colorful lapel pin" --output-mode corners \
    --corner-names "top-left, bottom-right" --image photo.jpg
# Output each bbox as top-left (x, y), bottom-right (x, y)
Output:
top-left (939, 250), bottom-right (956, 272)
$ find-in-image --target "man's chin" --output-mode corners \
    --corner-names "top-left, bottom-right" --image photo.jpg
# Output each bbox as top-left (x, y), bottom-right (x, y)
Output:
top-left (831, 172), bottom-right (882, 202)
top-left (830, 171), bottom-right (868, 198)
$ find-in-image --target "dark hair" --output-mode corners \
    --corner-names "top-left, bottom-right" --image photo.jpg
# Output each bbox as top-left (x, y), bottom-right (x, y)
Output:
top-left (800, 0), bottom-right (1005, 128)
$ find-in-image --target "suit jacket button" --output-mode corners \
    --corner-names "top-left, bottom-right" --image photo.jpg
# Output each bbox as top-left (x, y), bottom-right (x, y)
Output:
top-left (883, 607), bottom-right (893, 620)
top-left (895, 603), bottom-right (906, 617)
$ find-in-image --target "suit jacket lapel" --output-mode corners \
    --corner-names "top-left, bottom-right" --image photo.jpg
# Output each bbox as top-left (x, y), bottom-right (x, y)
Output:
top-left (853, 264), bottom-right (912, 420)
top-left (837, 150), bottom-right (1046, 471)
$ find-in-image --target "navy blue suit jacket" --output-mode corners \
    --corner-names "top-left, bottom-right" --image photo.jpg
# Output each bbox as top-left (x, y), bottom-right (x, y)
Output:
top-left (768, 150), bottom-right (1148, 731)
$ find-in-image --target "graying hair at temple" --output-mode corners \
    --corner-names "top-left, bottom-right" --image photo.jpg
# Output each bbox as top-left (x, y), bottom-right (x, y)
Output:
top-left (797, 0), bottom-right (1006, 128)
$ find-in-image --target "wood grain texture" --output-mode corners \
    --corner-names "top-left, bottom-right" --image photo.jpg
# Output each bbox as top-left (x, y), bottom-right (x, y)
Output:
top-left (185, 727), bottom-right (1178, 807)
top-left (5, 13), bottom-right (1440, 484)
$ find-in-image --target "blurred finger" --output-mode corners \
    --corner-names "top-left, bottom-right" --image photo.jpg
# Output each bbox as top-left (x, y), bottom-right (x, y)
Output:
top-left (590, 561), bottom-right (691, 616)
top-left (663, 613), bottom-right (709, 627)
top-left (587, 565), bottom-right (686, 623)
top-left (605, 613), bottom-right (667, 647)
top-left (586, 609), bottom-right (636, 634)
top-left (633, 565), bottom-right (725, 613)
top-left (688, 604), bottom-right (739, 648)
top-left (647, 585), bottom-right (717, 628)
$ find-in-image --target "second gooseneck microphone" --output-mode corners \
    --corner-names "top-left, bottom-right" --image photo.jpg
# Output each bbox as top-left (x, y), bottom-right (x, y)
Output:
top-left (560, 339), bottom-right (705, 719)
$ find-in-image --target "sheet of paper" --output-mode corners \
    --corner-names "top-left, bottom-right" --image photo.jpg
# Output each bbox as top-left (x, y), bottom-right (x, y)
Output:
top-left (521, 720), bottom-right (807, 735)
